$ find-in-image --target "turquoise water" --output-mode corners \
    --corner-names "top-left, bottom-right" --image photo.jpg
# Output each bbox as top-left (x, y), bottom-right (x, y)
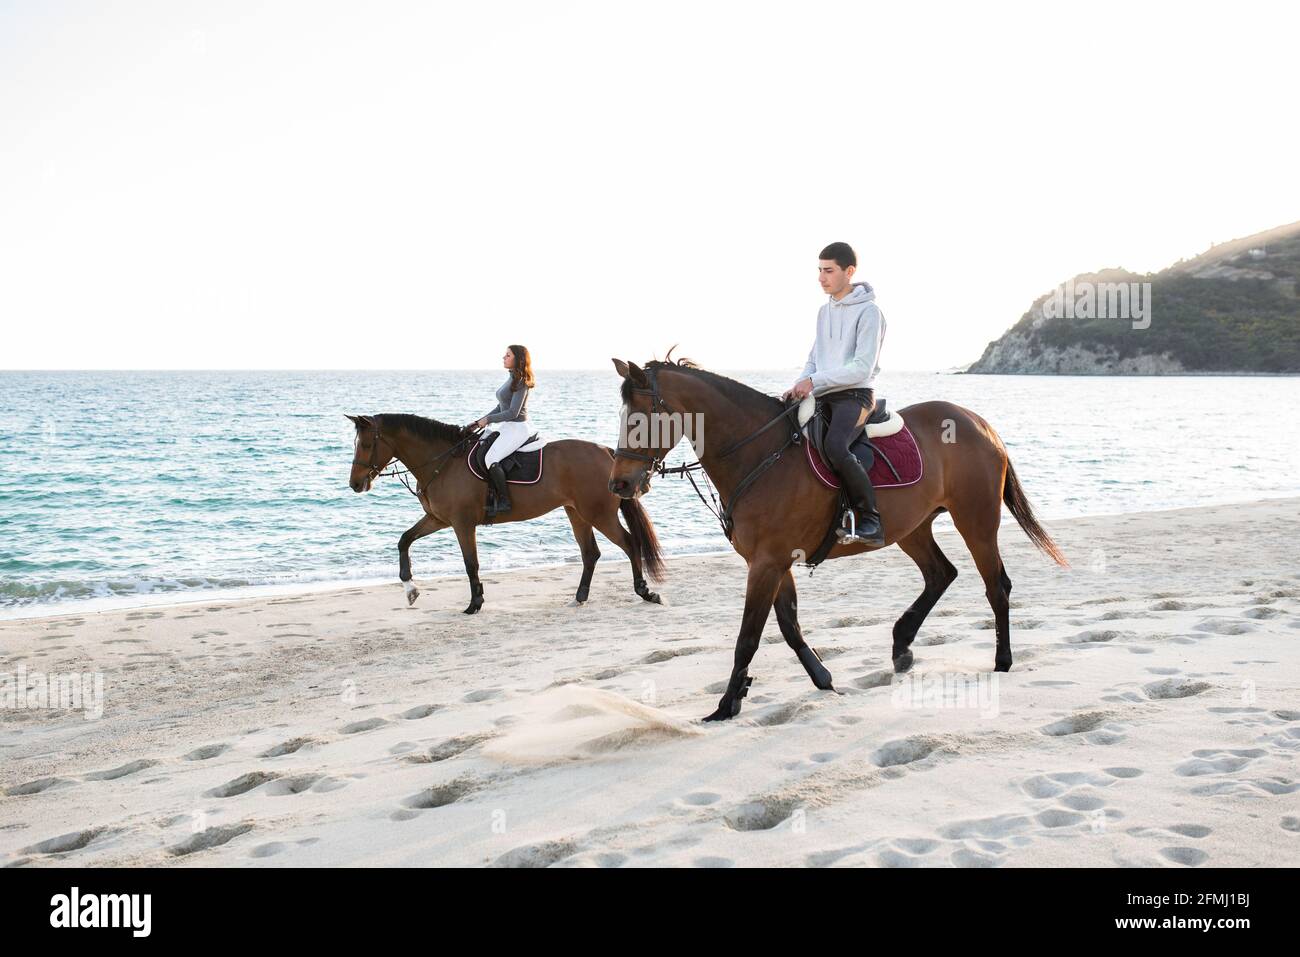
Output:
top-left (2, 370), bottom-right (1296, 617)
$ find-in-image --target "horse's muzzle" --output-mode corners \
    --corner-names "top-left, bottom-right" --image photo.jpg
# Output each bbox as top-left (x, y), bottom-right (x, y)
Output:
top-left (608, 472), bottom-right (649, 499)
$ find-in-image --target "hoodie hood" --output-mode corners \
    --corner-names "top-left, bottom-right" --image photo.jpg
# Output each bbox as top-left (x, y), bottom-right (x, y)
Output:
top-left (828, 281), bottom-right (875, 306)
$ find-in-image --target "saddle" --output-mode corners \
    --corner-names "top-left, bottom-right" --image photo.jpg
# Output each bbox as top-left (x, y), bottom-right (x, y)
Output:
top-left (796, 394), bottom-right (903, 475)
top-left (467, 430), bottom-right (546, 485)
top-left (792, 394), bottom-right (922, 569)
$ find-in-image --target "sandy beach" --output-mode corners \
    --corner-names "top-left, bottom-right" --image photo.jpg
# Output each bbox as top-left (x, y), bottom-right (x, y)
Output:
top-left (2, 497), bottom-right (1298, 868)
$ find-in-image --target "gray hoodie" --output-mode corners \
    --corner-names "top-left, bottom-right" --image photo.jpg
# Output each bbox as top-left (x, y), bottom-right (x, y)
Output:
top-left (799, 281), bottom-right (886, 396)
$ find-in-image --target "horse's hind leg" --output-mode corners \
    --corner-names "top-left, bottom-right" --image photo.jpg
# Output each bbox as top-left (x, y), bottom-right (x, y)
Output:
top-left (588, 503), bottom-right (659, 604)
top-left (564, 506), bottom-right (600, 604)
top-left (398, 514), bottom-right (446, 606)
top-left (949, 501), bottom-right (1012, 672)
top-left (774, 570), bottom-right (834, 690)
top-left (891, 515), bottom-right (959, 673)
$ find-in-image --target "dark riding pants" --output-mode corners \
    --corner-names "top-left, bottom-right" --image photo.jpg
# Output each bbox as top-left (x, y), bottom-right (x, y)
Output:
top-left (823, 387), bottom-right (876, 471)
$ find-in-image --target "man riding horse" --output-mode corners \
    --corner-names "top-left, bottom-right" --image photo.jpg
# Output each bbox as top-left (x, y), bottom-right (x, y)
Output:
top-left (782, 241), bottom-right (886, 546)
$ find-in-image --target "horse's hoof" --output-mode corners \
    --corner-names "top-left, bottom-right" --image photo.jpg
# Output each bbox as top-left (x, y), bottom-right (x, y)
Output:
top-left (892, 650), bottom-right (914, 674)
top-left (574, 590), bottom-right (589, 604)
top-left (702, 703), bottom-right (735, 722)
top-left (406, 588), bottom-right (420, 606)
top-left (641, 590), bottom-right (662, 604)
top-left (995, 659), bottom-right (1012, 673)
top-left (797, 646), bottom-right (834, 690)
top-left (463, 603), bottom-right (482, 615)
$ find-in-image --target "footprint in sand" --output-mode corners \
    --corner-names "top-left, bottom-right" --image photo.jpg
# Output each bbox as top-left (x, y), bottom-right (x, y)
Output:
top-left (1193, 618), bottom-right (1257, 636)
top-left (851, 670), bottom-right (895, 690)
top-left (5, 777), bottom-right (73, 797)
top-left (168, 823), bottom-right (253, 857)
top-left (185, 743), bottom-right (231, 761)
top-left (207, 771), bottom-right (279, 797)
top-left (641, 646), bottom-right (706, 664)
top-left (914, 634), bottom-right (954, 647)
top-left (1160, 846), bottom-right (1209, 866)
top-left (1243, 606), bottom-right (1284, 620)
top-left (1039, 711), bottom-right (1125, 744)
top-left (403, 732), bottom-right (495, 764)
top-left (751, 700), bottom-right (818, 728)
top-left (1190, 777), bottom-right (1300, 798)
top-left (1066, 629), bottom-right (1135, 645)
top-left (871, 735), bottom-right (944, 768)
top-left (938, 814), bottom-right (1033, 841)
top-left (340, 717), bottom-right (390, 734)
top-left (249, 837), bottom-right (322, 859)
top-left (490, 839), bottom-right (579, 868)
top-left (1150, 599), bottom-right (1202, 611)
top-left (677, 791), bottom-right (722, 807)
top-left (399, 703), bottom-right (442, 720)
top-left (1143, 678), bottom-right (1212, 700)
top-left (1175, 748), bottom-right (1267, 777)
top-left (263, 774), bottom-right (344, 796)
top-left (398, 776), bottom-right (483, 814)
top-left (84, 759), bottom-right (160, 781)
top-left (723, 797), bottom-right (800, 832)
top-left (21, 827), bottom-right (111, 856)
top-left (260, 737), bottom-right (317, 758)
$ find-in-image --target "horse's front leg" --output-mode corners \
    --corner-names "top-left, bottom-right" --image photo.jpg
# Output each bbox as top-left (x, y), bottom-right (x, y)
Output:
top-left (452, 522), bottom-right (485, 614)
top-left (774, 569), bottom-right (835, 690)
top-left (398, 514), bottom-right (446, 606)
top-left (703, 559), bottom-right (786, 721)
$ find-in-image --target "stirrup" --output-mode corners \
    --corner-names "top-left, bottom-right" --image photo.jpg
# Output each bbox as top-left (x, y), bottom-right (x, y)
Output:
top-left (836, 508), bottom-right (882, 545)
top-left (836, 508), bottom-right (861, 543)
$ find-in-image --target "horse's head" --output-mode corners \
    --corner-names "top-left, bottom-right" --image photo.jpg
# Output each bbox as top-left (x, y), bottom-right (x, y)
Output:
top-left (345, 414), bottom-right (396, 493)
top-left (608, 358), bottom-right (675, 499)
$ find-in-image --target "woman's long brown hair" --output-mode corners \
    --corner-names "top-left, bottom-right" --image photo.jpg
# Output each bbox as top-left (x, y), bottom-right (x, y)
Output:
top-left (508, 344), bottom-right (535, 391)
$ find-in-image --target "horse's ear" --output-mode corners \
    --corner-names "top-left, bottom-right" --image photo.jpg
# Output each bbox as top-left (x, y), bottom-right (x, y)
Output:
top-left (344, 414), bottom-right (359, 424)
top-left (612, 358), bottom-right (630, 379)
top-left (626, 361), bottom-right (647, 385)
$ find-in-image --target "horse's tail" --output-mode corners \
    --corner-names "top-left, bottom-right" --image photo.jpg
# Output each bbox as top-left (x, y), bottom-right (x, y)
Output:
top-left (1003, 459), bottom-right (1070, 568)
top-left (620, 498), bottom-right (666, 582)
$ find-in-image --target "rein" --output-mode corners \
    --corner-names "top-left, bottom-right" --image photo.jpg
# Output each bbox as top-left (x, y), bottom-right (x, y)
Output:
top-left (353, 423), bottom-right (475, 500)
top-left (616, 367), bottom-right (801, 540)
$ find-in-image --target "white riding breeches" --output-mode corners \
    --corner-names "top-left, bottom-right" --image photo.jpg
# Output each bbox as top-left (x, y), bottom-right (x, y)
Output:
top-left (484, 420), bottom-right (532, 467)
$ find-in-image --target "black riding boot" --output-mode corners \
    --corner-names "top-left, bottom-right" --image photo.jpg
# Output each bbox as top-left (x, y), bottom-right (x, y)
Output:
top-left (835, 454), bottom-right (884, 546)
top-left (486, 463), bottom-right (511, 516)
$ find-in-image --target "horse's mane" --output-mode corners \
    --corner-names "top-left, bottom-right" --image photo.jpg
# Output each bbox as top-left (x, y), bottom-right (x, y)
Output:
top-left (621, 350), bottom-right (783, 414)
top-left (370, 413), bottom-right (465, 445)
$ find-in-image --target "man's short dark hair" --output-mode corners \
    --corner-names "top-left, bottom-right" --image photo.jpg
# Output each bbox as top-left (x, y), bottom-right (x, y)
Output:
top-left (819, 242), bottom-right (856, 270)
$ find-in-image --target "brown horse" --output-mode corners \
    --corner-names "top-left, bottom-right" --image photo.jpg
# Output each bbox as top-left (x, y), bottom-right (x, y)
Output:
top-left (607, 358), bottom-right (1068, 721)
top-left (346, 413), bottom-right (664, 613)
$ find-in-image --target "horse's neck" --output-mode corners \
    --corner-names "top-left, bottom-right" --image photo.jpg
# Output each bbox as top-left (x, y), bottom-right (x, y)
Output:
top-left (389, 427), bottom-right (452, 481)
top-left (670, 373), bottom-right (781, 498)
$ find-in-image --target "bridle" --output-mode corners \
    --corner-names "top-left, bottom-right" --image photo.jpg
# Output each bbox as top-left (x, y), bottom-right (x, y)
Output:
top-left (613, 366), bottom-right (675, 476)
top-left (614, 366), bottom-right (802, 539)
top-left (352, 420), bottom-right (475, 499)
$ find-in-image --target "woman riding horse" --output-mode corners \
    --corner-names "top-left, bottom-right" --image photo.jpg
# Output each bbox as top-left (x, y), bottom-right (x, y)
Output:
top-left (467, 344), bottom-right (535, 517)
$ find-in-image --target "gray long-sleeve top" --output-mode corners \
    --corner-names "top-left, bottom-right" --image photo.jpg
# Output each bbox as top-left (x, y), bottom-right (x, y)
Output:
top-left (481, 376), bottom-right (530, 424)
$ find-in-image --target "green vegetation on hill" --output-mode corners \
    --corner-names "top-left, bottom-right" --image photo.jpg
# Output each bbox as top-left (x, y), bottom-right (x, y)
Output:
top-left (969, 223), bottom-right (1300, 374)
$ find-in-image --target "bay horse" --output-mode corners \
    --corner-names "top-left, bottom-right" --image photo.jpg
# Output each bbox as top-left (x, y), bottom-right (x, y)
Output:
top-left (607, 358), bottom-right (1068, 721)
top-left (346, 413), bottom-right (664, 613)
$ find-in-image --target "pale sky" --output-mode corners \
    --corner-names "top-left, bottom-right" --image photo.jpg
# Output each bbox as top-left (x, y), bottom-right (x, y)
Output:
top-left (3, 0), bottom-right (1298, 371)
